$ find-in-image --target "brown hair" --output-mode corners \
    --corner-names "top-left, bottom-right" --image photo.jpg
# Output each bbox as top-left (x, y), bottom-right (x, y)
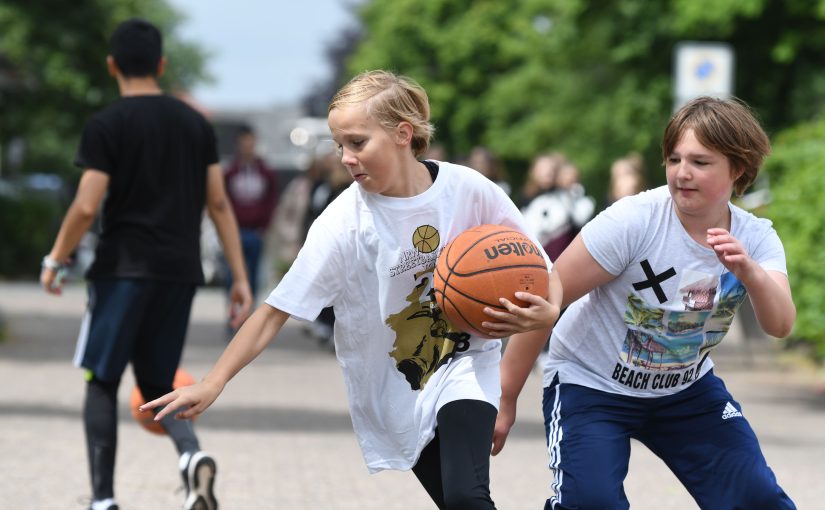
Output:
top-left (662, 96), bottom-right (771, 196)
top-left (328, 70), bottom-right (433, 158)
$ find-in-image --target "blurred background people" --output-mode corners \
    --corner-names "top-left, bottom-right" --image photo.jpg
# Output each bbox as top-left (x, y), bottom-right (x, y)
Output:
top-left (517, 152), bottom-right (566, 208)
top-left (274, 148), bottom-right (353, 351)
top-left (605, 151), bottom-right (646, 207)
top-left (468, 145), bottom-right (511, 195)
top-left (521, 154), bottom-right (595, 262)
top-left (423, 142), bottom-right (448, 162)
top-left (272, 148), bottom-right (335, 268)
top-left (223, 125), bottom-right (279, 325)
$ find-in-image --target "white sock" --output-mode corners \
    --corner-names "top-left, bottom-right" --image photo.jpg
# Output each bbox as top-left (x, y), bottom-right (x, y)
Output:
top-left (179, 451), bottom-right (193, 471)
top-left (91, 498), bottom-right (116, 510)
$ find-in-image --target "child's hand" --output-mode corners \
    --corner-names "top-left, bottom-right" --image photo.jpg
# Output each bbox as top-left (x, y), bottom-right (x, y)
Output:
top-left (480, 291), bottom-right (560, 337)
top-left (707, 228), bottom-right (758, 281)
top-left (491, 396), bottom-right (517, 456)
top-left (228, 280), bottom-right (253, 330)
top-left (139, 379), bottom-right (224, 421)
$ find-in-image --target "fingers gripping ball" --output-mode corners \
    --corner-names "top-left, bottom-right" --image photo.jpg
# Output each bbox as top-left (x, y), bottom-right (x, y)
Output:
top-left (433, 224), bottom-right (549, 338)
top-left (130, 368), bottom-right (197, 435)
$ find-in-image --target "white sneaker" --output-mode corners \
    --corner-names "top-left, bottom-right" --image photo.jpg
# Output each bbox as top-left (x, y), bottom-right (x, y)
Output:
top-left (181, 451), bottom-right (218, 510)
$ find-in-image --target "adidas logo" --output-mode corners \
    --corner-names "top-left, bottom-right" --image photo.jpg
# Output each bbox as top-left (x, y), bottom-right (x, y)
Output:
top-left (722, 401), bottom-right (743, 420)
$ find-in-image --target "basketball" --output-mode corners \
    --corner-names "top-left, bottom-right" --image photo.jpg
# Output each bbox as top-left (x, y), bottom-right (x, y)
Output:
top-left (130, 368), bottom-right (197, 435)
top-left (433, 224), bottom-right (549, 338)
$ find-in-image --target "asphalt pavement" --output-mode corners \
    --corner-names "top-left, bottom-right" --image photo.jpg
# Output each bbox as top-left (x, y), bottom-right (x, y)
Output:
top-left (0, 281), bottom-right (822, 509)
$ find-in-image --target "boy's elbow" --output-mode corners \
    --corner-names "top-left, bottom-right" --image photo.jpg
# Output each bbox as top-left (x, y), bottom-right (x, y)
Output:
top-left (776, 318), bottom-right (796, 339)
top-left (769, 310), bottom-right (796, 339)
top-left (770, 325), bottom-right (793, 339)
top-left (206, 197), bottom-right (230, 217)
top-left (73, 202), bottom-right (98, 222)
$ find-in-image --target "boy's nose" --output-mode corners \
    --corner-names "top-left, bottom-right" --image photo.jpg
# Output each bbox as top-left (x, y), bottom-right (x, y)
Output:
top-left (340, 151), bottom-right (357, 167)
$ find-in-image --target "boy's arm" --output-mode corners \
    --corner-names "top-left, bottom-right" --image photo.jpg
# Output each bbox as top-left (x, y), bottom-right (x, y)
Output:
top-left (492, 235), bottom-right (616, 455)
top-left (492, 327), bottom-right (553, 456)
top-left (706, 228), bottom-right (796, 337)
top-left (492, 270), bottom-right (561, 455)
top-left (143, 303), bottom-right (289, 420)
top-left (205, 162), bottom-right (253, 328)
top-left (40, 169), bottom-right (109, 294)
top-left (746, 270), bottom-right (795, 338)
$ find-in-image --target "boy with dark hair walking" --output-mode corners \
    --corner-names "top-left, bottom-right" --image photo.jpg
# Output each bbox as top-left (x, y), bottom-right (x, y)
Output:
top-left (40, 18), bottom-right (252, 510)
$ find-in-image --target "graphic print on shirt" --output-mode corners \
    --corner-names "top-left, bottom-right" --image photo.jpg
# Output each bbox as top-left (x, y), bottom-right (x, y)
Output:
top-left (614, 268), bottom-right (748, 391)
top-left (387, 225), bottom-right (471, 391)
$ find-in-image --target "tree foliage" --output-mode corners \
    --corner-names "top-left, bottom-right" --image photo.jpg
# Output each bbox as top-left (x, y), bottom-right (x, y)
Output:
top-left (346, 0), bottom-right (825, 198)
top-left (0, 0), bottom-right (209, 178)
top-left (763, 119), bottom-right (825, 357)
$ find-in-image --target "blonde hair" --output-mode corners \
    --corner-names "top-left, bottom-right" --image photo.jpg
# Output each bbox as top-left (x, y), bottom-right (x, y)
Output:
top-left (329, 70), bottom-right (434, 158)
top-left (662, 96), bottom-right (771, 196)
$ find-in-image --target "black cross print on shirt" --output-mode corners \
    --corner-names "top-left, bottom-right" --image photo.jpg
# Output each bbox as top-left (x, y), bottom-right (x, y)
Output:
top-left (632, 259), bottom-right (676, 304)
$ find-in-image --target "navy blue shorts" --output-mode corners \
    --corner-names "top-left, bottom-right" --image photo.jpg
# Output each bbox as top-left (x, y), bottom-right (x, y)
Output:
top-left (542, 370), bottom-right (796, 509)
top-left (73, 279), bottom-right (196, 386)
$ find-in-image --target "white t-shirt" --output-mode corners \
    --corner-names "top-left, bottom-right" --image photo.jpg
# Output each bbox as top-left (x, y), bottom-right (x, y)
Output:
top-left (266, 161), bottom-right (551, 472)
top-left (543, 186), bottom-right (786, 397)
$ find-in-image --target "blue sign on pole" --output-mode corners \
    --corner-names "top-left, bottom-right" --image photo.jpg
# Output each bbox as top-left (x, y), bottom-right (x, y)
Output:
top-left (673, 42), bottom-right (734, 111)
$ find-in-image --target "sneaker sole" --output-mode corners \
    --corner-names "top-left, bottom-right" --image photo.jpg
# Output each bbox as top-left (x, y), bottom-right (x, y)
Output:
top-left (183, 452), bottom-right (218, 510)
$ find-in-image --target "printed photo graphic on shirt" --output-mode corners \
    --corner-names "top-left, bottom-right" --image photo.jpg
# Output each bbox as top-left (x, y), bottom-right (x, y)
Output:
top-left (386, 271), bottom-right (470, 391)
top-left (678, 270), bottom-right (717, 311)
top-left (622, 328), bottom-right (706, 370)
top-left (705, 272), bottom-right (748, 333)
top-left (624, 294), bottom-right (665, 331)
top-left (614, 270), bottom-right (749, 390)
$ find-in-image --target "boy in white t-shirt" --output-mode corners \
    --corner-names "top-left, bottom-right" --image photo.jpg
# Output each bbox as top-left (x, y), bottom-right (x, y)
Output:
top-left (496, 96), bottom-right (796, 509)
top-left (143, 70), bottom-right (562, 509)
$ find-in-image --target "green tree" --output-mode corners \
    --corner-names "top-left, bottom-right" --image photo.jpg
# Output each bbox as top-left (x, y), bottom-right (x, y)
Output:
top-left (0, 0), bottom-right (209, 179)
top-left (346, 0), bottom-right (825, 199)
top-left (763, 119), bottom-right (825, 358)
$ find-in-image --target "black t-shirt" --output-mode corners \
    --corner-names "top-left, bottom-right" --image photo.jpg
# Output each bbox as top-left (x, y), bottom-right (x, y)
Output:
top-left (75, 95), bottom-right (218, 284)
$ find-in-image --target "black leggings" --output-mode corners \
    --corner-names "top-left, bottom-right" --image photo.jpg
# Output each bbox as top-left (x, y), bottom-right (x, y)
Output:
top-left (84, 376), bottom-right (200, 500)
top-left (412, 399), bottom-right (498, 510)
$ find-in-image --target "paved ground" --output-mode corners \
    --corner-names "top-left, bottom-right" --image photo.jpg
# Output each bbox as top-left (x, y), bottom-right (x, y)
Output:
top-left (0, 281), bottom-right (823, 509)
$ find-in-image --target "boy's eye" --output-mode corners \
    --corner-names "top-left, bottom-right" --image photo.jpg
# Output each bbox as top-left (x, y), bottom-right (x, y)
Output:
top-left (351, 139), bottom-right (365, 148)
top-left (668, 157), bottom-right (680, 164)
top-left (335, 144), bottom-right (343, 156)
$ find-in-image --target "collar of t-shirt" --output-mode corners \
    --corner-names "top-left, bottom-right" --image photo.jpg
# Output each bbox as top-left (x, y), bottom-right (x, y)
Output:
top-left (422, 159), bottom-right (439, 182)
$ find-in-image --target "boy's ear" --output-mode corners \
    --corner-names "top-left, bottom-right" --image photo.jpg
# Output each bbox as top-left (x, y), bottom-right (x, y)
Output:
top-left (731, 164), bottom-right (745, 181)
top-left (106, 55), bottom-right (119, 77)
top-left (156, 56), bottom-right (167, 78)
top-left (395, 121), bottom-right (413, 146)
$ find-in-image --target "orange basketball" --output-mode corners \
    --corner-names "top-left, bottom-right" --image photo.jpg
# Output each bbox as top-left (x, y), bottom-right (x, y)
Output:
top-left (130, 368), bottom-right (197, 435)
top-left (433, 224), bottom-right (549, 338)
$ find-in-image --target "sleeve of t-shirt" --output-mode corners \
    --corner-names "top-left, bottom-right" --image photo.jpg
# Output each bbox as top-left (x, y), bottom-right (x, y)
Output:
top-left (580, 196), bottom-right (645, 276)
top-left (74, 117), bottom-right (115, 174)
top-left (749, 220), bottom-right (787, 275)
top-left (264, 215), bottom-right (346, 321)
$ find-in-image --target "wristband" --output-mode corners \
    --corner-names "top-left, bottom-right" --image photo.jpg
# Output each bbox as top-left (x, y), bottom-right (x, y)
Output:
top-left (41, 255), bottom-right (63, 271)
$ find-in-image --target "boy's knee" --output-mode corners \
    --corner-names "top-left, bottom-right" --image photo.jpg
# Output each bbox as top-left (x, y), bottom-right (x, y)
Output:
top-left (724, 462), bottom-right (796, 510)
top-left (737, 483), bottom-right (796, 510)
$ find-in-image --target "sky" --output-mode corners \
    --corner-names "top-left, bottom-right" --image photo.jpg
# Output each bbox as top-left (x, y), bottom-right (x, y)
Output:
top-left (167, 0), bottom-right (359, 109)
